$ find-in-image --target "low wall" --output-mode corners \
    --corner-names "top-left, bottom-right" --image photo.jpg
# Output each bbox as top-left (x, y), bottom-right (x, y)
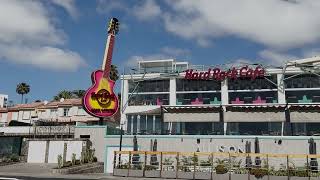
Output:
top-left (74, 126), bottom-right (106, 162)
top-left (27, 139), bottom-right (86, 163)
top-left (104, 135), bottom-right (320, 173)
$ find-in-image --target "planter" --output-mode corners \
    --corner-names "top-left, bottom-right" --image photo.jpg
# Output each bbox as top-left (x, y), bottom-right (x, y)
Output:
top-left (195, 171), bottom-right (212, 180)
top-left (178, 171), bottom-right (194, 179)
top-left (128, 169), bottom-right (143, 177)
top-left (290, 177), bottom-right (309, 180)
top-left (144, 170), bottom-right (160, 178)
top-left (161, 170), bottom-right (176, 178)
top-left (268, 175), bottom-right (287, 180)
top-left (250, 175), bottom-right (268, 180)
top-left (51, 162), bottom-right (103, 174)
top-left (212, 173), bottom-right (230, 180)
top-left (310, 177), bottom-right (320, 180)
top-left (231, 174), bottom-right (248, 180)
top-left (113, 168), bottom-right (128, 177)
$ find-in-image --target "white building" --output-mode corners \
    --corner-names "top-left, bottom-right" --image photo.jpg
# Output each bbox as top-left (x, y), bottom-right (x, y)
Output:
top-left (120, 57), bottom-right (320, 136)
top-left (0, 94), bottom-right (8, 108)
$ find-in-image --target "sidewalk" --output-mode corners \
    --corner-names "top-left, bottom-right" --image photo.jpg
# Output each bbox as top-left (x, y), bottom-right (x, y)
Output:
top-left (0, 163), bottom-right (177, 180)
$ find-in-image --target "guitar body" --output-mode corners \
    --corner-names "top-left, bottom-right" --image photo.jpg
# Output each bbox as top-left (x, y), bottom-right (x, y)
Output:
top-left (83, 70), bottom-right (119, 117)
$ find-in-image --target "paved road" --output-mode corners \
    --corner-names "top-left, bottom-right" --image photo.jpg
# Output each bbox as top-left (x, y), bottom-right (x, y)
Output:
top-left (0, 163), bottom-right (178, 180)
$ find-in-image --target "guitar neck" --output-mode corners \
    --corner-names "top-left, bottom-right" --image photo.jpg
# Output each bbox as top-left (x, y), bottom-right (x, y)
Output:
top-left (102, 34), bottom-right (115, 78)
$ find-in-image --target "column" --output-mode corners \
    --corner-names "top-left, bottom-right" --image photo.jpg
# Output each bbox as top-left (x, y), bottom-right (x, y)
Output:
top-left (120, 79), bottom-right (129, 130)
top-left (169, 78), bottom-right (176, 105)
top-left (277, 74), bottom-right (286, 104)
top-left (221, 79), bottom-right (228, 135)
top-left (137, 115), bottom-right (140, 134)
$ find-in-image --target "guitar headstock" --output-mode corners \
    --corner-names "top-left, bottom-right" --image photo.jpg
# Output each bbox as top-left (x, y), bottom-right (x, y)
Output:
top-left (107, 18), bottom-right (119, 35)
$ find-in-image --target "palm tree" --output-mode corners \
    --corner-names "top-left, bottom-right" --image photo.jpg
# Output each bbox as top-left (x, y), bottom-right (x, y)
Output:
top-left (53, 90), bottom-right (73, 101)
top-left (110, 64), bottom-right (119, 81)
top-left (16, 82), bottom-right (30, 103)
top-left (72, 90), bottom-right (86, 98)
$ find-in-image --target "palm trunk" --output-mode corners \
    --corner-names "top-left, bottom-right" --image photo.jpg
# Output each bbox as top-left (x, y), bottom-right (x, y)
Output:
top-left (21, 94), bottom-right (24, 104)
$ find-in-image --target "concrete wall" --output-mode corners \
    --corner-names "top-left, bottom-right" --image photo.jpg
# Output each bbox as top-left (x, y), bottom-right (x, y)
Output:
top-left (105, 135), bottom-right (318, 154)
top-left (74, 126), bottom-right (106, 162)
top-left (27, 139), bottom-right (85, 163)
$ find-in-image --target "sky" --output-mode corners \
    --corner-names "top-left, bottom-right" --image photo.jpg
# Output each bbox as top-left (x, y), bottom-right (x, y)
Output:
top-left (1, 0), bottom-right (320, 104)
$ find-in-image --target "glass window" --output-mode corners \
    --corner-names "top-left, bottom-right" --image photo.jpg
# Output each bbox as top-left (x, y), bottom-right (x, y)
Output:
top-left (229, 91), bottom-right (278, 104)
top-left (285, 74), bottom-right (320, 89)
top-left (228, 75), bottom-right (277, 90)
top-left (176, 79), bottom-right (221, 91)
top-left (176, 93), bottom-right (221, 105)
top-left (129, 80), bottom-right (169, 93)
top-left (132, 115), bottom-right (137, 134)
top-left (127, 115), bottom-right (132, 134)
top-left (129, 94), bottom-right (169, 106)
top-left (155, 115), bottom-right (161, 134)
top-left (50, 109), bottom-right (57, 117)
top-left (286, 90), bottom-right (320, 103)
top-left (63, 108), bottom-right (70, 116)
top-left (140, 115), bottom-right (146, 134)
top-left (227, 122), bottom-right (282, 135)
top-left (147, 115), bottom-right (154, 134)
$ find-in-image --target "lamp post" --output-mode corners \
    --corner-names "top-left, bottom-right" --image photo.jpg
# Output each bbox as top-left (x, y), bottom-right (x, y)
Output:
top-left (118, 122), bottom-right (124, 166)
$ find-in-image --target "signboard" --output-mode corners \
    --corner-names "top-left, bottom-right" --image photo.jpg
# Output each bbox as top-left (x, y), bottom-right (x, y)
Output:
top-left (184, 66), bottom-right (265, 81)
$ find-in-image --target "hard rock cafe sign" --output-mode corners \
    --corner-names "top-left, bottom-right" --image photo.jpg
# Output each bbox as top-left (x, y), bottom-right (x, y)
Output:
top-left (184, 66), bottom-right (265, 81)
top-left (83, 18), bottom-right (119, 118)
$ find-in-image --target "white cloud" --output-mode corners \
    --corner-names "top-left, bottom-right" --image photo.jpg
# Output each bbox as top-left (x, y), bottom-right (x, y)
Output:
top-left (96, 0), bottom-right (128, 14)
top-left (163, 0), bottom-right (320, 49)
top-left (303, 48), bottom-right (320, 58)
top-left (123, 46), bottom-right (191, 67)
top-left (0, 45), bottom-right (85, 71)
top-left (160, 46), bottom-right (190, 57)
top-left (259, 50), bottom-right (298, 65)
top-left (0, 0), bottom-right (85, 71)
top-left (51, 0), bottom-right (79, 19)
top-left (132, 0), bottom-right (161, 21)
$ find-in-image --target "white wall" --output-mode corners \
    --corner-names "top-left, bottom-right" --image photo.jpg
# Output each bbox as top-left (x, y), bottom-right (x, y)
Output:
top-left (27, 141), bottom-right (47, 163)
top-left (48, 141), bottom-right (64, 163)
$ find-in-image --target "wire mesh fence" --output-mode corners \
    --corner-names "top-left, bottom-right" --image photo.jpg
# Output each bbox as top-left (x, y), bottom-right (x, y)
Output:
top-left (113, 151), bottom-right (320, 179)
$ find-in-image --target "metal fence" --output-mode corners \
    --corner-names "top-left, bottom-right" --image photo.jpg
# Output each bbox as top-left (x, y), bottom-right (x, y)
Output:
top-left (113, 151), bottom-right (320, 179)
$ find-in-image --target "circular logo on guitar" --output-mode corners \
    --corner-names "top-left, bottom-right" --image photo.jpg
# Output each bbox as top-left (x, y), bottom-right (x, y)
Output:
top-left (91, 89), bottom-right (114, 106)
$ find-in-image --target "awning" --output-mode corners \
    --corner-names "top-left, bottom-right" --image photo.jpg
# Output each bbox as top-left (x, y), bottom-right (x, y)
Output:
top-left (224, 105), bottom-right (286, 122)
top-left (162, 105), bottom-right (221, 122)
top-left (224, 111), bottom-right (286, 122)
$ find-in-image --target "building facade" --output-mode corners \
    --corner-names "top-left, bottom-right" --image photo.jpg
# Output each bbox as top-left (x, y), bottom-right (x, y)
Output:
top-left (120, 58), bottom-right (320, 137)
top-left (0, 98), bottom-right (112, 127)
top-left (0, 94), bottom-right (8, 108)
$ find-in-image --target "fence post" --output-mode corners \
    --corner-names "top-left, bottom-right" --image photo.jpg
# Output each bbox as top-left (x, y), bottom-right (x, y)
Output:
top-left (306, 155), bottom-right (310, 180)
top-left (176, 152), bottom-right (179, 179)
top-left (128, 151), bottom-right (131, 177)
top-left (193, 152), bottom-right (196, 180)
top-left (160, 152), bottom-right (163, 178)
top-left (143, 151), bottom-right (147, 177)
top-left (287, 155), bottom-right (289, 180)
top-left (229, 152), bottom-right (231, 180)
top-left (113, 151), bottom-right (116, 176)
top-left (211, 153), bottom-right (214, 180)
top-left (267, 154), bottom-right (269, 180)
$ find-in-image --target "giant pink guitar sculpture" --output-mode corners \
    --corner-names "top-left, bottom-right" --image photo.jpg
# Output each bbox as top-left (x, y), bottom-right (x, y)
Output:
top-left (83, 18), bottom-right (119, 117)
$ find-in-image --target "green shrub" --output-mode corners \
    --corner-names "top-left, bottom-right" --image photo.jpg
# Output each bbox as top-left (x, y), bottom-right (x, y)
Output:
top-left (71, 153), bottom-right (76, 166)
top-left (63, 161), bottom-right (72, 168)
top-left (10, 154), bottom-right (19, 162)
top-left (75, 159), bottom-right (81, 165)
top-left (93, 156), bottom-right (97, 162)
top-left (145, 165), bottom-right (157, 171)
top-left (57, 155), bottom-right (63, 169)
top-left (250, 168), bottom-right (268, 178)
top-left (215, 164), bottom-right (228, 174)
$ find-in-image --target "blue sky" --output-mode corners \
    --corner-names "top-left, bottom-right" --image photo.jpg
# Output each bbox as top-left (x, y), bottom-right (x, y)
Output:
top-left (1, 0), bottom-right (320, 104)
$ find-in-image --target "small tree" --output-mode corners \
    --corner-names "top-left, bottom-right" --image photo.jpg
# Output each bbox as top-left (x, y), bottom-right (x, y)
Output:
top-left (57, 154), bottom-right (63, 169)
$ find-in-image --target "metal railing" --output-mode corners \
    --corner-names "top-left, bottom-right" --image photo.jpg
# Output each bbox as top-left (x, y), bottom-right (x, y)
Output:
top-left (113, 151), bottom-right (320, 179)
top-left (0, 126), bottom-right (75, 135)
